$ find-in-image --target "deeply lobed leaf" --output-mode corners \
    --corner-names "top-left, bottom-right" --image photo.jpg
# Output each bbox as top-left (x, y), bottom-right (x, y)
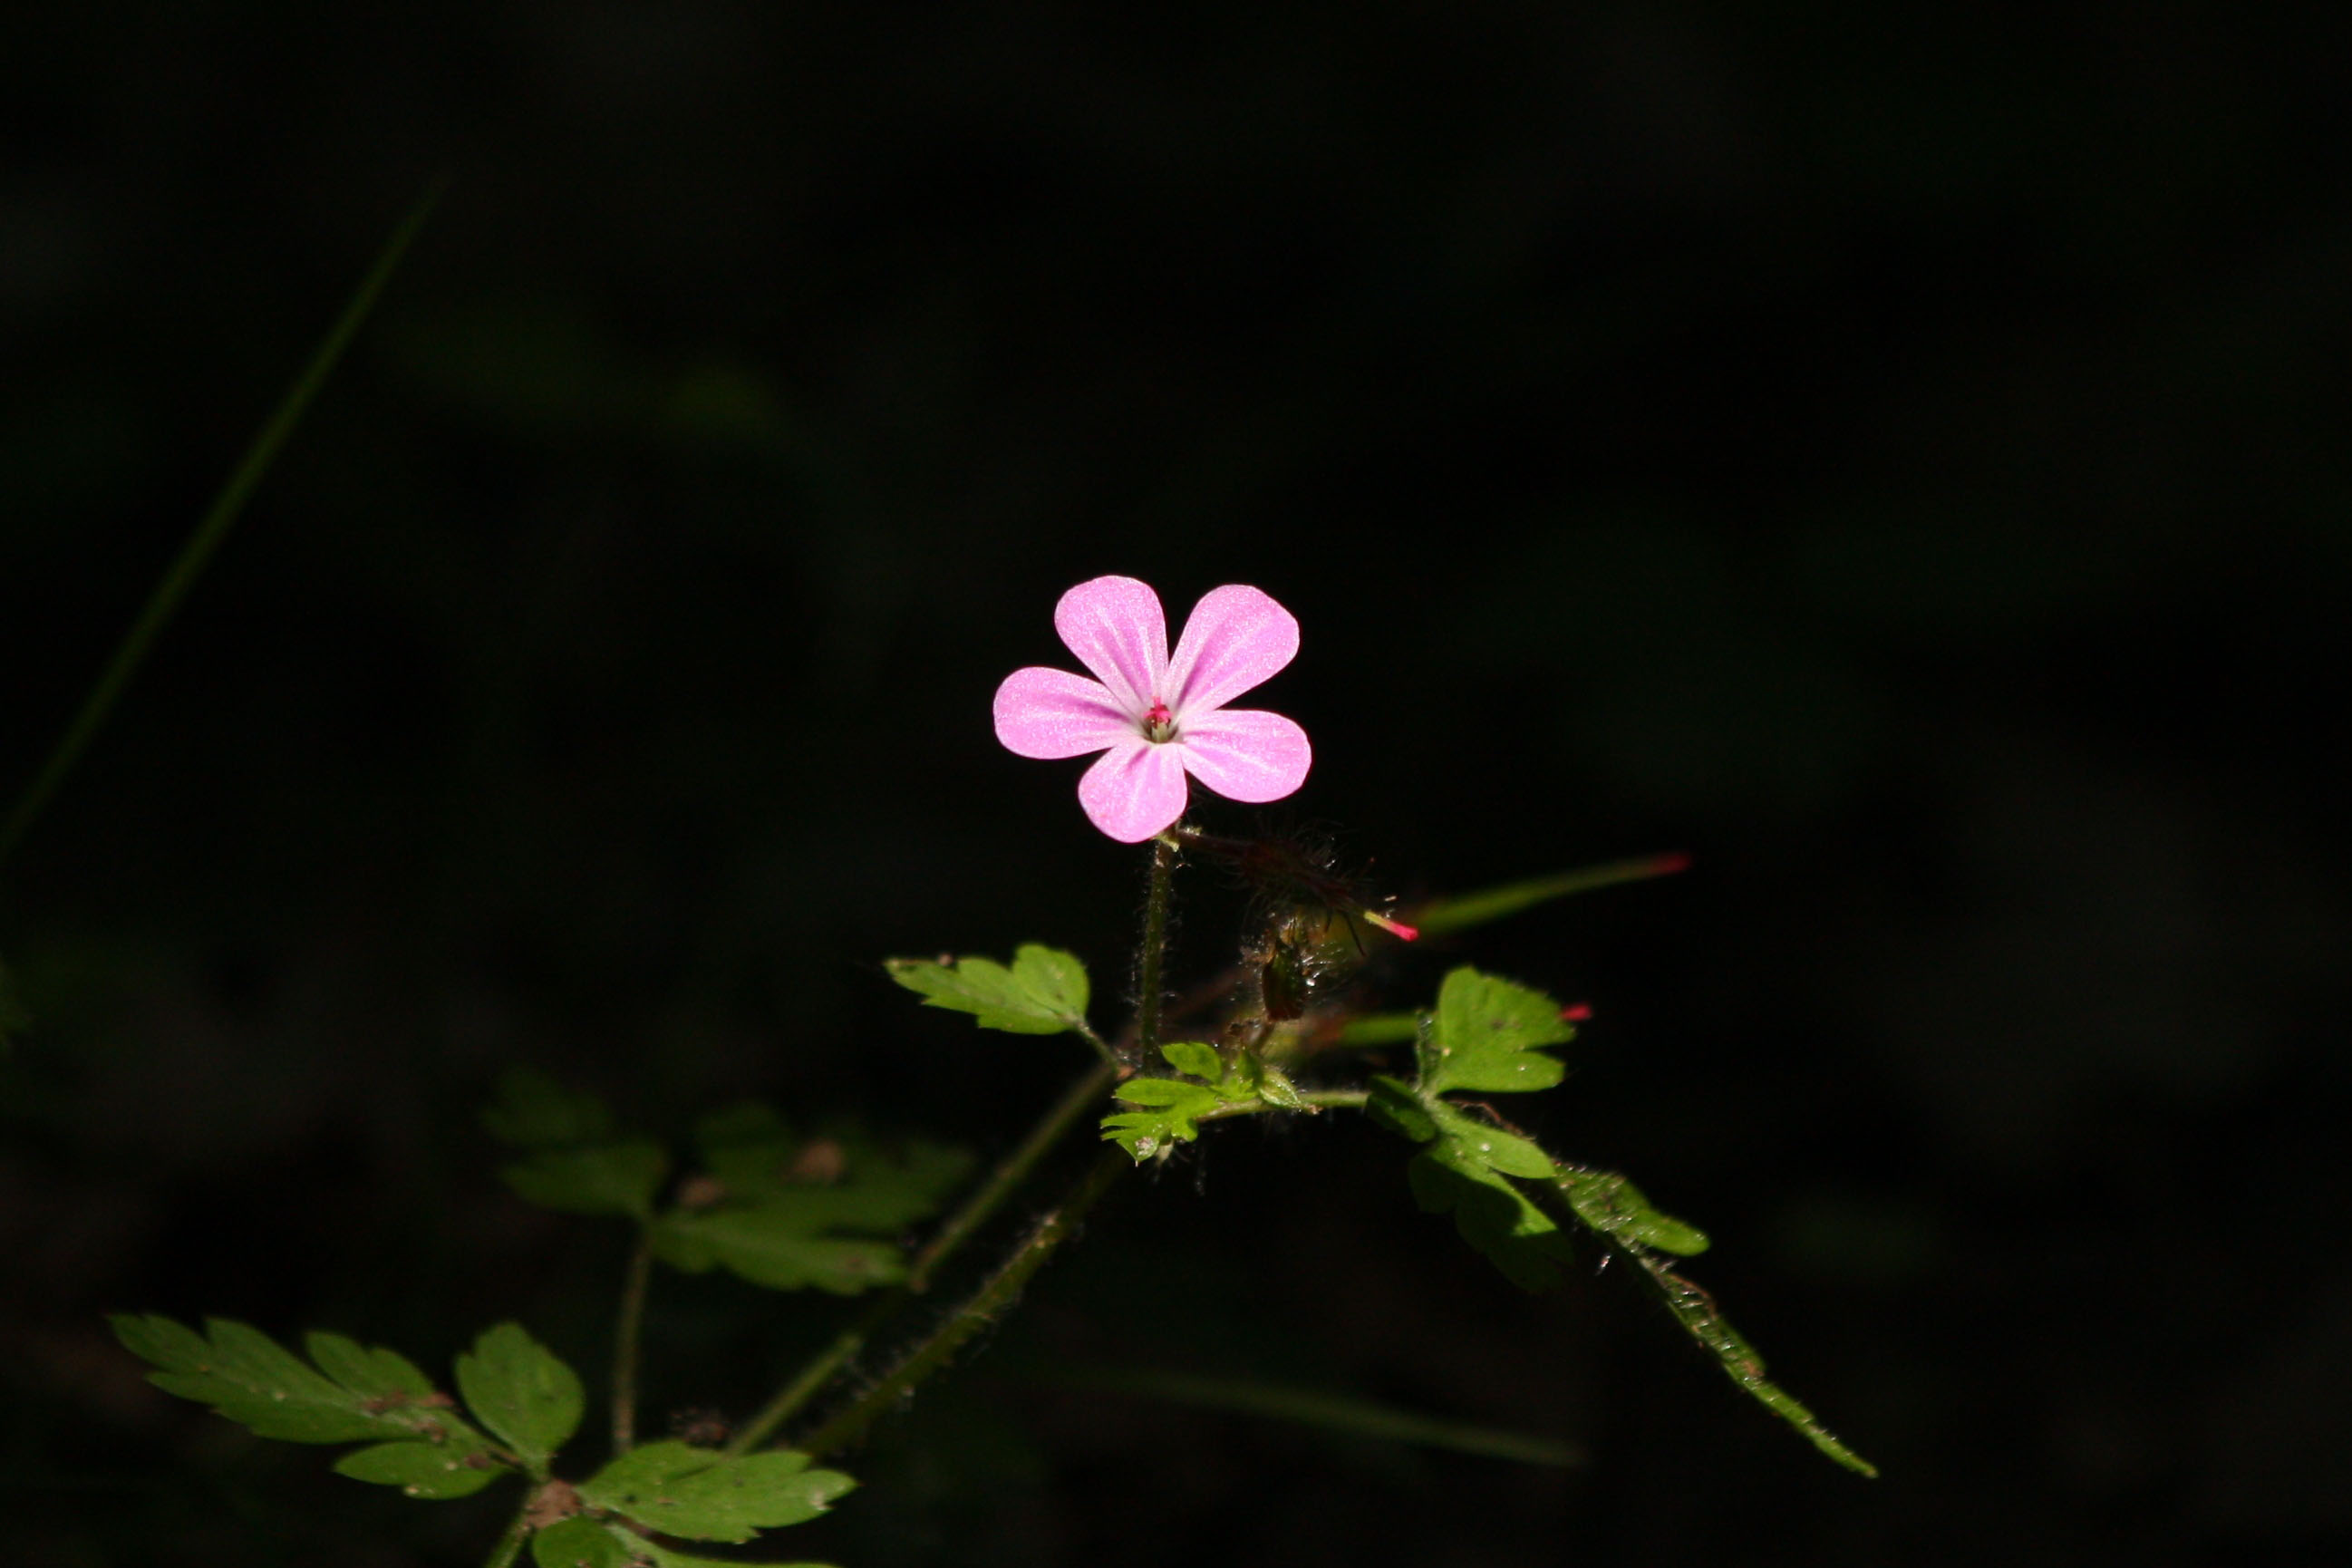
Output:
top-left (454, 1323), bottom-right (584, 1471)
top-left (500, 1138), bottom-right (672, 1221)
top-left (112, 1315), bottom-right (501, 1464)
top-left (577, 1439), bottom-right (855, 1543)
top-left (334, 1440), bottom-right (504, 1498)
top-left (480, 1068), bottom-right (617, 1148)
top-left (884, 944), bottom-right (1091, 1036)
top-left (1420, 967), bottom-right (1573, 1097)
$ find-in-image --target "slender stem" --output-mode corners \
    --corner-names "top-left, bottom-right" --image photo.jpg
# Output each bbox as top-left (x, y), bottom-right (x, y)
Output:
top-left (724, 1060), bottom-right (1118, 1456)
top-left (611, 1232), bottom-right (654, 1455)
top-left (0, 179), bottom-right (447, 872)
top-left (479, 1497), bottom-right (534, 1568)
top-left (1198, 1089), bottom-right (1369, 1123)
top-left (1135, 834), bottom-right (1177, 1058)
top-left (799, 1146), bottom-right (1128, 1459)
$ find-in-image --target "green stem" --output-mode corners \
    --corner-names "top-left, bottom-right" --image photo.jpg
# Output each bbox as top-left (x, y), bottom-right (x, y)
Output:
top-left (611, 1232), bottom-right (654, 1455)
top-left (1135, 833), bottom-right (1177, 1057)
top-left (0, 179), bottom-right (447, 872)
top-left (1198, 1089), bottom-right (1369, 1123)
top-left (798, 1146), bottom-right (1128, 1458)
top-left (724, 1060), bottom-right (1119, 1456)
top-left (479, 1497), bottom-right (534, 1568)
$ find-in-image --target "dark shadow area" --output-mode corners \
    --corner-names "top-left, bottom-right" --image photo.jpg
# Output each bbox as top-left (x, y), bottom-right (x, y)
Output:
top-left (5, 4), bottom-right (2350, 1563)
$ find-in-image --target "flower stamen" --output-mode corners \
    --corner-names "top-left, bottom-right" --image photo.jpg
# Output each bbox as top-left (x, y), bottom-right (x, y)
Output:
top-left (1142, 700), bottom-right (1176, 744)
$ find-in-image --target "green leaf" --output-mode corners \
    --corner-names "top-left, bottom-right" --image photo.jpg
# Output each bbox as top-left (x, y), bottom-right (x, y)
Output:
top-left (1157, 1040), bottom-right (1223, 1080)
top-left (1102, 1074), bottom-right (1224, 1160)
top-left (480, 1068), bottom-right (616, 1148)
top-left (578, 1440), bottom-right (856, 1543)
top-left (691, 1110), bottom-right (972, 1218)
top-left (333, 1439), bottom-right (505, 1498)
top-left (111, 1315), bottom-right (495, 1451)
top-left (651, 1207), bottom-right (906, 1293)
top-left (1334, 1012), bottom-right (1419, 1046)
top-left (1408, 853), bottom-right (1689, 937)
top-left (1363, 1075), bottom-right (1436, 1143)
top-left (501, 1138), bottom-right (671, 1221)
top-left (650, 1117), bottom-right (972, 1295)
top-left (1419, 967), bottom-right (1573, 1097)
top-left (303, 1331), bottom-right (435, 1401)
top-left (454, 1323), bottom-right (584, 1471)
top-left (884, 944), bottom-right (1091, 1036)
top-left (1556, 1165), bottom-right (1710, 1255)
top-left (1425, 1102), bottom-right (1556, 1179)
top-left (1616, 1245), bottom-right (1877, 1476)
top-left (531, 1516), bottom-right (635, 1568)
top-left (1408, 1143), bottom-right (1573, 1292)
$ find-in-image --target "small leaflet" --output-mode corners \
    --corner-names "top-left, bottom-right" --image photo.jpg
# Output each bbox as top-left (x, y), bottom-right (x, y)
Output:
top-left (111, 1316), bottom-right (508, 1491)
top-left (1099, 1041), bottom-right (1309, 1161)
top-left (576, 1439), bottom-right (856, 1543)
top-left (453, 1323), bottom-right (585, 1472)
top-left (1417, 967), bottom-right (1574, 1097)
top-left (884, 944), bottom-right (1092, 1036)
top-left (648, 1110), bottom-right (973, 1295)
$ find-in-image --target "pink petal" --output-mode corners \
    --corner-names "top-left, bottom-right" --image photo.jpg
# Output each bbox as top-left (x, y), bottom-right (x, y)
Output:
top-left (1053, 576), bottom-right (1167, 717)
top-left (1077, 737), bottom-right (1190, 842)
top-left (1176, 708), bottom-right (1312, 804)
top-left (993, 667), bottom-right (1136, 759)
top-left (1165, 584), bottom-right (1300, 717)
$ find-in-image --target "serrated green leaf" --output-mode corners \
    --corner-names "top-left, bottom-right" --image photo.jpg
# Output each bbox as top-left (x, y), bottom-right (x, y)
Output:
top-left (579, 1440), bottom-right (855, 1543)
top-left (500, 1138), bottom-right (671, 1220)
top-left (454, 1323), bottom-right (583, 1470)
top-left (1408, 1145), bottom-right (1573, 1292)
top-left (111, 1315), bottom-right (491, 1449)
top-left (1112, 1078), bottom-right (1224, 1109)
top-left (651, 1123), bottom-right (971, 1295)
top-left (305, 1332), bottom-right (435, 1401)
top-left (480, 1068), bottom-right (616, 1148)
top-left (1158, 1040), bottom-right (1223, 1080)
top-left (1556, 1165), bottom-right (1710, 1255)
top-left (652, 1208), bottom-right (905, 1294)
top-left (1427, 1102), bottom-right (1557, 1180)
top-left (1419, 967), bottom-right (1573, 1097)
top-left (884, 944), bottom-right (1091, 1036)
top-left (333, 1439), bottom-right (507, 1498)
top-left (532, 1515), bottom-right (635, 1568)
top-left (690, 1115), bottom-right (972, 1219)
top-left (1364, 1075), bottom-right (1436, 1143)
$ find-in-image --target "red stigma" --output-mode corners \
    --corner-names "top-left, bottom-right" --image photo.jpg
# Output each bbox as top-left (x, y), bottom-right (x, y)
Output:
top-left (1561, 1002), bottom-right (1592, 1021)
top-left (1146, 701), bottom-right (1171, 725)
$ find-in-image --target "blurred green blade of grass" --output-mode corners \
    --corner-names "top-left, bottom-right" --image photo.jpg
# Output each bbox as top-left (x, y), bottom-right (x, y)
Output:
top-left (0, 178), bottom-right (447, 870)
top-left (1055, 1365), bottom-right (1583, 1466)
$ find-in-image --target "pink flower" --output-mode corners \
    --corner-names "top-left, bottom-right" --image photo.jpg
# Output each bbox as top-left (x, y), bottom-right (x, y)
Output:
top-left (993, 576), bottom-right (1312, 842)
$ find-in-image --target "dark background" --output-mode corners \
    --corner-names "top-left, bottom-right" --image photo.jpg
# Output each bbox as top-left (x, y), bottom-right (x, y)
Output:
top-left (5, 4), bottom-right (2350, 1564)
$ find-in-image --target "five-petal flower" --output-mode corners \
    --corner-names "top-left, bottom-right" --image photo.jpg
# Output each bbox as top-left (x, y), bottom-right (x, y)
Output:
top-left (994, 576), bottom-right (1312, 841)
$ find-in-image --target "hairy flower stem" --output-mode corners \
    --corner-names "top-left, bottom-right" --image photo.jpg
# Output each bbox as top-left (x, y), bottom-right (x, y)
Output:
top-left (610, 1232), bottom-right (654, 1454)
top-left (798, 1146), bottom-right (1129, 1459)
top-left (1136, 833), bottom-right (1178, 1057)
top-left (725, 1060), bottom-right (1119, 1456)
